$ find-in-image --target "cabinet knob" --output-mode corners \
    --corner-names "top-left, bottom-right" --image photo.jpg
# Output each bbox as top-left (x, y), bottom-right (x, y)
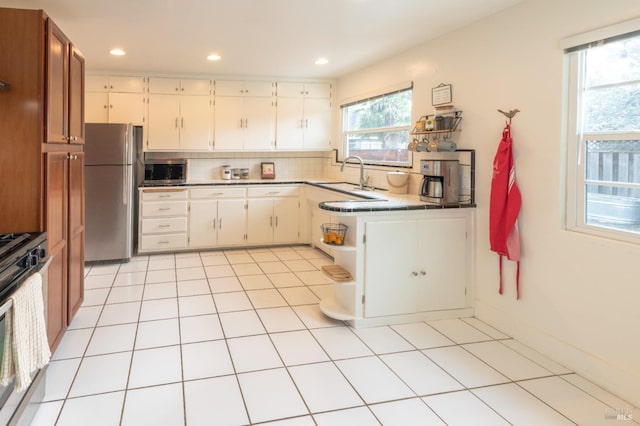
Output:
top-left (420, 270), bottom-right (426, 276)
top-left (412, 271), bottom-right (418, 276)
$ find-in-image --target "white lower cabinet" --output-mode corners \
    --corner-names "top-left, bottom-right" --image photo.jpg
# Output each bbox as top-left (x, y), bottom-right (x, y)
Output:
top-left (364, 216), bottom-right (468, 317)
top-left (138, 188), bottom-right (189, 253)
top-left (188, 187), bottom-right (247, 248)
top-left (247, 186), bottom-right (300, 245)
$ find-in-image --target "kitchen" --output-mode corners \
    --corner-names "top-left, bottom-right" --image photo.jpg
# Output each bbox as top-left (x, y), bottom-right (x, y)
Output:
top-left (0, 0), bottom-right (639, 425)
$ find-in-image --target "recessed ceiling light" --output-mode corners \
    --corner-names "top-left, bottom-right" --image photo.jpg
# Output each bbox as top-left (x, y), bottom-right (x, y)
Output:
top-left (109, 49), bottom-right (125, 56)
top-left (207, 53), bottom-right (222, 61)
top-left (315, 57), bottom-right (329, 65)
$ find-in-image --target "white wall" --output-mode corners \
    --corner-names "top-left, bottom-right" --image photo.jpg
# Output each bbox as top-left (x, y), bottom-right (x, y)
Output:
top-left (335, 0), bottom-right (640, 406)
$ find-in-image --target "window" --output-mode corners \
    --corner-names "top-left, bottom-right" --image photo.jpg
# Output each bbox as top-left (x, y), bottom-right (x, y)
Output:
top-left (342, 86), bottom-right (413, 166)
top-left (565, 27), bottom-right (640, 243)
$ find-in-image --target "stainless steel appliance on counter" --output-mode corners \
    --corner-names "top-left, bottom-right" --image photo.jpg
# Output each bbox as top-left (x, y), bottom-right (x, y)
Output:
top-left (85, 123), bottom-right (143, 262)
top-left (143, 158), bottom-right (188, 185)
top-left (420, 159), bottom-right (460, 205)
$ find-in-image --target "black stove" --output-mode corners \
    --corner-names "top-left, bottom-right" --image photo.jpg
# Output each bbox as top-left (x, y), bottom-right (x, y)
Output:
top-left (0, 232), bottom-right (47, 302)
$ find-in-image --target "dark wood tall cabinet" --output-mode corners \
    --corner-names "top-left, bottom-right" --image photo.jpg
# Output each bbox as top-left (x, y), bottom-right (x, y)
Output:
top-left (0, 7), bottom-right (85, 351)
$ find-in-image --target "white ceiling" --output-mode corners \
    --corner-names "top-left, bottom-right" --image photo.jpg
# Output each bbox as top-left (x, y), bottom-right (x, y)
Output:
top-left (1, 0), bottom-right (522, 79)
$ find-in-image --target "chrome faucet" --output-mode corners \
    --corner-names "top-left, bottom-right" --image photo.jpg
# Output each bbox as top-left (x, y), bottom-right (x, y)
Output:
top-left (340, 155), bottom-right (368, 190)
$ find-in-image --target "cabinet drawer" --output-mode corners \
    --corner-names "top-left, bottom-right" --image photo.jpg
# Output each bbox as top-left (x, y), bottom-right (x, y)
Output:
top-left (142, 201), bottom-right (188, 217)
top-left (142, 189), bottom-right (188, 201)
top-left (141, 217), bottom-right (187, 234)
top-left (248, 186), bottom-right (299, 197)
top-left (190, 187), bottom-right (246, 199)
top-left (140, 234), bottom-right (187, 251)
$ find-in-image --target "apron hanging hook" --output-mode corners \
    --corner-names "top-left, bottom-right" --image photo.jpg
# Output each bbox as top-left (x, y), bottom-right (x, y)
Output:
top-left (497, 109), bottom-right (520, 125)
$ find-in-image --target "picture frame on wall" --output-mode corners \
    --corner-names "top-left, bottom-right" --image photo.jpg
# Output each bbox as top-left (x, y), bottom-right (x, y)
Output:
top-left (261, 162), bottom-right (275, 179)
top-left (432, 83), bottom-right (452, 106)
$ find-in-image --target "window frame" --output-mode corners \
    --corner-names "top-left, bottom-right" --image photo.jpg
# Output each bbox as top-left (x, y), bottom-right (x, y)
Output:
top-left (341, 86), bottom-right (413, 167)
top-left (564, 36), bottom-right (640, 245)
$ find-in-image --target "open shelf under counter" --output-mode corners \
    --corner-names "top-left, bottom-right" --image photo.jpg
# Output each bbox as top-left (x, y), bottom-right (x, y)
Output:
top-left (319, 297), bottom-right (355, 321)
top-left (318, 239), bottom-right (356, 252)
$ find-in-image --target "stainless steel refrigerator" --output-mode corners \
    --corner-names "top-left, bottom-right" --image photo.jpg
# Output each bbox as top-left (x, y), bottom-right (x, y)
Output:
top-left (84, 123), bottom-right (143, 262)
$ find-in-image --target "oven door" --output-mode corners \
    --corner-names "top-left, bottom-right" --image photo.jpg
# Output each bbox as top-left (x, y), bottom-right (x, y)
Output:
top-left (0, 298), bottom-right (17, 421)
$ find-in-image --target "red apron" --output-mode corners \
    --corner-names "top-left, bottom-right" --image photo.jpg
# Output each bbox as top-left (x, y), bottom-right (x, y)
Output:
top-left (490, 123), bottom-right (522, 298)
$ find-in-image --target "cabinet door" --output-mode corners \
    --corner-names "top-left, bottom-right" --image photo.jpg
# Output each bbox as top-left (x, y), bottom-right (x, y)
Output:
top-left (277, 82), bottom-right (304, 98)
top-left (147, 94), bottom-right (180, 150)
top-left (303, 98), bottom-right (331, 150)
top-left (243, 81), bottom-right (274, 97)
top-left (67, 152), bottom-right (85, 320)
top-left (109, 76), bottom-right (145, 93)
top-left (45, 152), bottom-right (68, 350)
top-left (180, 96), bottom-right (212, 151)
top-left (189, 199), bottom-right (217, 248)
top-left (304, 82), bottom-right (331, 98)
top-left (275, 97), bottom-right (303, 150)
top-left (109, 93), bottom-right (146, 125)
top-left (214, 96), bottom-right (244, 150)
top-left (86, 76), bottom-right (109, 92)
top-left (46, 20), bottom-right (69, 144)
top-left (364, 220), bottom-right (418, 317)
top-left (148, 77), bottom-right (180, 94)
top-left (215, 80), bottom-right (246, 97)
top-left (416, 218), bottom-right (467, 311)
top-left (85, 92), bottom-right (109, 123)
top-left (217, 199), bottom-right (247, 246)
top-left (273, 198), bottom-right (299, 243)
top-left (243, 97), bottom-right (275, 150)
top-left (247, 198), bottom-right (274, 244)
top-left (181, 79), bottom-right (211, 95)
top-left (68, 45), bottom-right (85, 144)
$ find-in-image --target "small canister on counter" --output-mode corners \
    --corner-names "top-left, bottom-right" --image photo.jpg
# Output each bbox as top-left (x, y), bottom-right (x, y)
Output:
top-left (231, 168), bottom-right (241, 180)
top-left (221, 165), bottom-right (231, 180)
top-left (240, 168), bottom-right (250, 179)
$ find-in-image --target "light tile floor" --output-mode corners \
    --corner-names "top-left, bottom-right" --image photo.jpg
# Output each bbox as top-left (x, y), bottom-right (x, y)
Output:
top-left (31, 245), bottom-right (638, 425)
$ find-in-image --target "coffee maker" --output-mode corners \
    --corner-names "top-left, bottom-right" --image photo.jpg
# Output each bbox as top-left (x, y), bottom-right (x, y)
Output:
top-left (420, 160), bottom-right (460, 204)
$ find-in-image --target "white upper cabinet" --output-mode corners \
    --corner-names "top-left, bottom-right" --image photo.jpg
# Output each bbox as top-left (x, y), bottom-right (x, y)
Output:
top-left (276, 82), bottom-right (332, 151)
top-left (215, 80), bottom-right (274, 97)
top-left (85, 75), bottom-right (146, 125)
top-left (214, 80), bottom-right (275, 151)
top-left (149, 77), bottom-right (211, 95)
top-left (146, 77), bottom-right (213, 152)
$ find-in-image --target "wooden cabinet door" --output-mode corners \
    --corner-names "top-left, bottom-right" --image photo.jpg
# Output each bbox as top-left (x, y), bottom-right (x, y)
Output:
top-left (247, 198), bottom-right (274, 245)
top-left (189, 199), bottom-right (218, 248)
top-left (147, 94), bottom-right (180, 150)
top-left (275, 97), bottom-right (303, 150)
top-left (46, 20), bottom-right (69, 144)
top-left (217, 199), bottom-right (247, 246)
top-left (273, 198), bottom-right (299, 243)
top-left (214, 96), bottom-right (244, 150)
top-left (416, 217), bottom-right (467, 312)
top-left (243, 97), bottom-right (275, 151)
top-left (68, 45), bottom-right (85, 144)
top-left (85, 92), bottom-right (109, 123)
top-left (45, 152), bottom-right (68, 350)
top-left (364, 220), bottom-right (418, 317)
top-left (67, 152), bottom-right (85, 321)
top-left (303, 98), bottom-right (331, 150)
top-left (109, 93), bottom-right (146, 125)
top-left (180, 96), bottom-right (212, 151)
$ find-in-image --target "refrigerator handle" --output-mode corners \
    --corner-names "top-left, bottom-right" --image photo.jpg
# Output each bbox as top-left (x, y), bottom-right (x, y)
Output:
top-left (123, 162), bottom-right (129, 206)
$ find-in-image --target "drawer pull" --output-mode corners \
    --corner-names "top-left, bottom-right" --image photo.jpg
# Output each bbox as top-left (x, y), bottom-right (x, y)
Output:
top-left (158, 224), bottom-right (171, 228)
top-left (267, 191), bottom-right (280, 195)
top-left (158, 207), bottom-right (171, 211)
top-left (158, 240), bottom-right (170, 244)
top-left (159, 194), bottom-right (171, 198)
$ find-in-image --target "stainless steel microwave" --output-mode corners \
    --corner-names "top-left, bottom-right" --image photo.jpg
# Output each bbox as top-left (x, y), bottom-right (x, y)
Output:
top-left (143, 158), bottom-right (187, 185)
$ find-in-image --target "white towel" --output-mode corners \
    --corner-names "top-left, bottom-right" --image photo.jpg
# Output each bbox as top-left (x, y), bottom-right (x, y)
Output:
top-left (0, 272), bottom-right (51, 392)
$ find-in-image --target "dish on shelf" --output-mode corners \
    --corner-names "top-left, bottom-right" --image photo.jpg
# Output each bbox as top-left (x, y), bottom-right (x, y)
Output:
top-left (321, 265), bottom-right (353, 282)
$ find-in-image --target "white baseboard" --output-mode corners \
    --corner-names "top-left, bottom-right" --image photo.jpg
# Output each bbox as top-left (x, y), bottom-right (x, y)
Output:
top-left (475, 300), bottom-right (640, 408)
